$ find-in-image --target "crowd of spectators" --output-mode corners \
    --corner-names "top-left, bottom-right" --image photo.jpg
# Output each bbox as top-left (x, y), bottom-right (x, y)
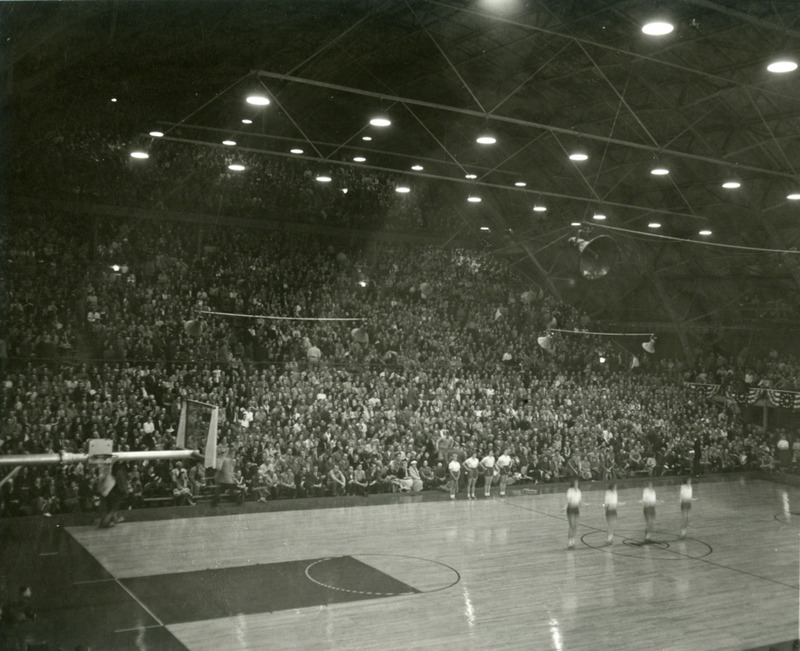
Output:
top-left (0, 213), bottom-right (796, 517)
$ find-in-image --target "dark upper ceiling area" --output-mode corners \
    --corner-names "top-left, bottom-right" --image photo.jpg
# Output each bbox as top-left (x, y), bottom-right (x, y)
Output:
top-left (4, 0), bottom-right (800, 333)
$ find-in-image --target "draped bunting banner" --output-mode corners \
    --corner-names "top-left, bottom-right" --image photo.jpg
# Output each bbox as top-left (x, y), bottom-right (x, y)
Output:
top-left (685, 383), bottom-right (800, 410)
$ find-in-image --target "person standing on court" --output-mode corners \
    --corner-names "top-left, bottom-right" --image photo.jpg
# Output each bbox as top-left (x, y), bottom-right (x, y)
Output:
top-left (480, 448), bottom-right (496, 498)
top-left (212, 444), bottom-right (238, 506)
top-left (641, 481), bottom-right (659, 542)
top-left (448, 453), bottom-right (461, 500)
top-left (565, 479), bottom-right (582, 550)
top-left (496, 448), bottom-right (513, 497)
top-left (463, 450), bottom-right (480, 500)
top-left (603, 483), bottom-right (621, 545)
top-left (680, 477), bottom-right (694, 539)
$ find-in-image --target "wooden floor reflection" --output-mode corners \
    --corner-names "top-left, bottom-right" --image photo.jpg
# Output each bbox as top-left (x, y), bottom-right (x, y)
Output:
top-left (61, 477), bottom-right (800, 650)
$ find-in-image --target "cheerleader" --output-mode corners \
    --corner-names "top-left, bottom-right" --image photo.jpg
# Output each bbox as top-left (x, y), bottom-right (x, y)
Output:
top-left (448, 453), bottom-right (462, 500)
top-left (565, 479), bottom-right (582, 550)
top-left (463, 451), bottom-right (480, 499)
top-left (603, 483), bottom-right (621, 545)
top-left (679, 477), bottom-right (694, 539)
top-left (480, 449), bottom-right (496, 498)
top-left (640, 481), bottom-right (661, 542)
top-left (496, 448), bottom-right (513, 497)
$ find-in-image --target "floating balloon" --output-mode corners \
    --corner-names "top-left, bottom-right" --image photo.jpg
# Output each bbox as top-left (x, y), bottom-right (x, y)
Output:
top-left (184, 320), bottom-right (203, 337)
top-left (351, 328), bottom-right (369, 344)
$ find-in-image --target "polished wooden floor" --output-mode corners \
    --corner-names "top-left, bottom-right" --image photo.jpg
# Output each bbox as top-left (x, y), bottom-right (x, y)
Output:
top-left (7, 476), bottom-right (800, 650)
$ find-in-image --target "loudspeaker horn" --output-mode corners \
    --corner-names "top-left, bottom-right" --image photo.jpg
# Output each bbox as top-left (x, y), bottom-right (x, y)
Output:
top-left (537, 335), bottom-right (553, 352)
top-left (642, 336), bottom-right (657, 354)
top-left (570, 235), bottom-right (618, 280)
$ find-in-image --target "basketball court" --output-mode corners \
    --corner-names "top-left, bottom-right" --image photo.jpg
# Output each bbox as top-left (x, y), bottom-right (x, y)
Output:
top-left (2, 475), bottom-right (798, 650)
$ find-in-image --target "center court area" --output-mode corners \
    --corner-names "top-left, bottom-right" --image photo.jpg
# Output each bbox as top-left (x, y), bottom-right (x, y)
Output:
top-left (4, 475), bottom-right (799, 650)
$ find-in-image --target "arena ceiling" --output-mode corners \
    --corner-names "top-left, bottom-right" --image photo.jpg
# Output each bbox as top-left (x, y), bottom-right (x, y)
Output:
top-left (4, 0), bottom-right (800, 344)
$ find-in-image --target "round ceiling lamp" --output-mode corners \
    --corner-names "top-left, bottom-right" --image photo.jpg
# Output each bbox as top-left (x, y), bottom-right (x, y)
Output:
top-left (130, 151), bottom-right (149, 159)
top-left (592, 213), bottom-right (607, 221)
top-left (480, 226), bottom-right (490, 231)
top-left (246, 94), bottom-right (270, 106)
top-left (222, 140), bottom-right (236, 146)
top-left (395, 185), bottom-right (410, 194)
top-left (369, 116), bottom-right (391, 127)
top-left (533, 204), bottom-right (547, 212)
top-left (316, 174), bottom-right (332, 183)
top-left (241, 119), bottom-right (253, 125)
top-left (353, 156), bottom-right (366, 162)
top-left (290, 148), bottom-right (303, 154)
top-left (648, 222), bottom-right (661, 229)
top-left (149, 131), bottom-right (164, 138)
top-left (515, 181), bottom-right (527, 187)
top-left (569, 152), bottom-right (588, 161)
top-left (722, 181), bottom-right (741, 189)
top-left (476, 134), bottom-right (496, 145)
top-left (468, 195), bottom-right (482, 203)
top-left (228, 163), bottom-right (245, 171)
top-left (411, 164), bottom-right (424, 171)
top-left (570, 221), bottom-right (582, 227)
top-left (362, 136), bottom-right (372, 141)
top-left (642, 21), bottom-right (674, 36)
top-left (465, 173), bottom-right (477, 179)
top-left (767, 60), bottom-right (798, 73)
top-left (650, 167), bottom-right (669, 176)
top-left (787, 193), bottom-right (800, 200)
top-left (699, 229), bottom-right (712, 236)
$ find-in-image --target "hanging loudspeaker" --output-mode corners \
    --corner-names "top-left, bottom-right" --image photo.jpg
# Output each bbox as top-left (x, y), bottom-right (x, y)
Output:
top-left (537, 335), bottom-right (553, 351)
top-left (570, 235), bottom-right (618, 280)
top-left (351, 327), bottom-right (369, 344)
top-left (642, 336), bottom-right (656, 354)
top-left (184, 320), bottom-right (203, 337)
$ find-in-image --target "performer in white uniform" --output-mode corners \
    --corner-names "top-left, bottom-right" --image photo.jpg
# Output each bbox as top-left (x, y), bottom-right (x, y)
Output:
top-left (496, 449), bottom-right (512, 497)
top-left (641, 482), bottom-right (658, 542)
top-left (480, 450), bottom-right (496, 498)
top-left (565, 479), bottom-right (582, 550)
top-left (680, 477), bottom-right (694, 539)
top-left (448, 453), bottom-right (462, 500)
top-left (463, 452), bottom-right (480, 500)
top-left (603, 483), bottom-right (619, 545)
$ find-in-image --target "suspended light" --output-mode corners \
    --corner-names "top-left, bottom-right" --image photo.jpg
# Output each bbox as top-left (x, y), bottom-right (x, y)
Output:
top-left (316, 174), bottom-right (332, 183)
top-left (722, 181), bottom-right (741, 189)
top-left (465, 173), bottom-right (477, 179)
top-left (476, 134), bottom-right (497, 145)
top-left (222, 140), bottom-right (236, 146)
top-left (533, 204), bottom-right (547, 212)
top-left (369, 116), bottom-right (391, 127)
top-left (290, 148), bottom-right (304, 154)
top-left (341, 188), bottom-right (348, 194)
top-left (353, 156), bottom-right (366, 162)
top-left (786, 193), bottom-right (800, 200)
top-left (111, 98), bottom-right (118, 103)
top-left (395, 185), bottom-right (410, 194)
top-left (650, 167), bottom-right (669, 176)
top-left (569, 152), bottom-right (588, 161)
top-left (228, 164), bottom-right (245, 171)
top-left (515, 181), bottom-right (527, 187)
top-left (767, 60), bottom-right (798, 73)
top-left (411, 165), bottom-right (424, 171)
top-left (246, 95), bottom-right (270, 106)
top-left (599, 356), bottom-right (607, 364)
top-left (149, 131), bottom-right (164, 138)
top-left (111, 265), bottom-right (120, 272)
top-left (130, 151), bottom-right (149, 159)
top-left (468, 196), bottom-right (482, 203)
top-left (570, 221), bottom-right (581, 227)
top-left (592, 213), bottom-right (607, 221)
top-left (648, 222), bottom-right (662, 229)
top-left (698, 229), bottom-right (712, 236)
top-left (480, 226), bottom-right (490, 231)
top-left (642, 21), bottom-right (674, 36)
top-left (642, 336), bottom-right (657, 354)
top-left (362, 136), bottom-right (372, 141)
top-left (241, 119), bottom-right (253, 125)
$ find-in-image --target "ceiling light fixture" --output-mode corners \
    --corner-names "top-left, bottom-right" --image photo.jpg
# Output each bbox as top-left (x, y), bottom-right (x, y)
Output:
top-left (395, 185), bottom-right (410, 194)
top-left (515, 181), bottom-right (527, 187)
top-left (362, 136), bottom-right (372, 141)
top-left (111, 98), bottom-right (117, 103)
top-left (650, 167), bottom-right (669, 176)
top-left (369, 116), bottom-right (391, 127)
top-left (246, 95), bottom-right (270, 106)
top-left (592, 213), bottom-right (606, 220)
top-left (290, 148), bottom-right (303, 154)
top-left (222, 140), bottom-right (236, 146)
top-left (465, 173), bottom-right (477, 179)
top-left (468, 196), bottom-right (482, 203)
top-left (722, 181), bottom-right (741, 189)
top-left (228, 164), bottom-right (245, 171)
top-left (767, 60), bottom-right (798, 73)
top-left (569, 152), bottom-right (588, 161)
top-left (533, 204), bottom-right (547, 212)
top-left (241, 119), bottom-right (253, 125)
top-left (130, 151), bottom-right (149, 159)
top-left (476, 135), bottom-right (497, 145)
top-left (149, 131), bottom-right (164, 138)
top-left (570, 222), bottom-right (582, 227)
top-left (648, 222), bottom-right (661, 229)
top-left (787, 193), bottom-right (800, 200)
top-left (642, 21), bottom-right (674, 36)
top-left (480, 226), bottom-right (490, 231)
top-left (411, 165), bottom-right (424, 171)
top-left (353, 156), bottom-right (366, 162)
top-left (699, 229), bottom-right (712, 236)
top-left (316, 175), bottom-right (332, 183)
